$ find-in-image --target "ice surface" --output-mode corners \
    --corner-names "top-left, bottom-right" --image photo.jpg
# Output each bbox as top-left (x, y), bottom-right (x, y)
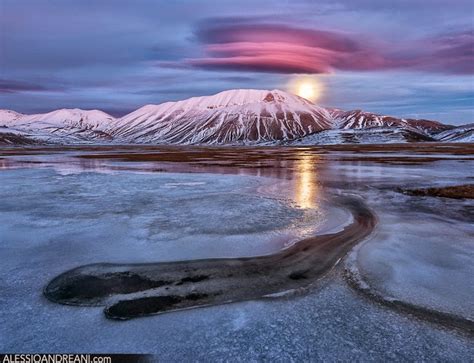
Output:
top-left (354, 207), bottom-right (474, 319)
top-left (1, 146), bottom-right (473, 357)
top-left (2, 268), bottom-right (473, 359)
top-left (324, 158), bottom-right (474, 321)
top-left (0, 168), bottom-right (329, 263)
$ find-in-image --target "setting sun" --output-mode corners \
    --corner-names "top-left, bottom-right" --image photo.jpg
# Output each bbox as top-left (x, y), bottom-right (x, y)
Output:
top-left (289, 77), bottom-right (323, 102)
top-left (298, 83), bottom-right (315, 101)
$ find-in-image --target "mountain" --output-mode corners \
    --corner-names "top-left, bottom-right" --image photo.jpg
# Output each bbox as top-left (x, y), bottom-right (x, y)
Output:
top-left (13, 108), bottom-right (115, 130)
top-left (0, 89), bottom-right (469, 145)
top-left (288, 127), bottom-right (434, 145)
top-left (0, 129), bottom-right (40, 145)
top-left (1, 108), bottom-right (115, 142)
top-left (108, 89), bottom-right (333, 144)
top-left (328, 109), bottom-right (452, 135)
top-left (434, 124), bottom-right (474, 143)
top-left (0, 109), bottom-right (23, 125)
top-left (108, 90), bottom-right (454, 145)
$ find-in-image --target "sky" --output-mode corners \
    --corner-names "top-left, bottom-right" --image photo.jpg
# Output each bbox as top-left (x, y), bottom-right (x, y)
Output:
top-left (0, 0), bottom-right (473, 124)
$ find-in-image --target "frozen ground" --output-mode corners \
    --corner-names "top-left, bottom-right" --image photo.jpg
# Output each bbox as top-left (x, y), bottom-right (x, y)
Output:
top-left (2, 267), bottom-right (473, 361)
top-left (0, 145), bottom-right (473, 360)
top-left (0, 168), bottom-right (333, 262)
top-left (326, 158), bottom-right (474, 322)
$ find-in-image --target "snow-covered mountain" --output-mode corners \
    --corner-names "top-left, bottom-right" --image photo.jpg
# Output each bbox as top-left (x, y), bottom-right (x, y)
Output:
top-left (0, 109), bottom-right (23, 125)
top-left (0, 89), bottom-right (469, 145)
top-left (0, 108), bottom-right (115, 142)
top-left (328, 109), bottom-right (452, 135)
top-left (13, 108), bottom-right (114, 130)
top-left (108, 90), bottom-right (454, 145)
top-left (434, 124), bottom-right (474, 143)
top-left (108, 89), bottom-right (333, 144)
top-left (287, 127), bottom-right (433, 146)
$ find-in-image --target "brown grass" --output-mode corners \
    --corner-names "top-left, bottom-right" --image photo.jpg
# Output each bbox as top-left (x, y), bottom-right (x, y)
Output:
top-left (401, 185), bottom-right (474, 199)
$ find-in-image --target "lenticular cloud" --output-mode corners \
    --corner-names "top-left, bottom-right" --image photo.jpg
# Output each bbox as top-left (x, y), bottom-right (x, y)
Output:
top-left (184, 23), bottom-right (474, 75)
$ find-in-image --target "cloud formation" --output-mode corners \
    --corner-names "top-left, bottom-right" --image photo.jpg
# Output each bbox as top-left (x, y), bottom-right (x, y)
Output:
top-left (0, 79), bottom-right (53, 94)
top-left (0, 0), bottom-right (472, 124)
top-left (420, 31), bottom-right (474, 74)
top-left (186, 23), bottom-right (474, 75)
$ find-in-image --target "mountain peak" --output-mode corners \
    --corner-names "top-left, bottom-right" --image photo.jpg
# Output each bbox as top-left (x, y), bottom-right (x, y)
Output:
top-left (43, 108), bottom-right (114, 119)
top-left (135, 89), bottom-right (313, 114)
top-left (0, 109), bottom-right (24, 125)
top-left (171, 89), bottom-right (299, 110)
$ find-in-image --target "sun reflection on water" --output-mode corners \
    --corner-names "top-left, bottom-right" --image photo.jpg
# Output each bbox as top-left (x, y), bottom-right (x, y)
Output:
top-left (294, 152), bottom-right (320, 209)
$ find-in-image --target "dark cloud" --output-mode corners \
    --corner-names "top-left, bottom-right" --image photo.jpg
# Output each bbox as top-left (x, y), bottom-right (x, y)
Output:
top-left (195, 23), bottom-right (361, 52)
top-left (218, 76), bottom-right (257, 82)
top-left (0, 79), bottom-right (67, 94)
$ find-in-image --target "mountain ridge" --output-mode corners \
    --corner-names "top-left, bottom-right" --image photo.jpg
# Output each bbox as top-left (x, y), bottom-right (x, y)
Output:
top-left (0, 89), bottom-right (470, 145)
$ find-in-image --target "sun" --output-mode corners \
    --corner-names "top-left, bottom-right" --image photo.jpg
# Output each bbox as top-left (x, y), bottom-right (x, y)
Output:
top-left (298, 83), bottom-right (315, 101)
top-left (289, 77), bottom-right (323, 102)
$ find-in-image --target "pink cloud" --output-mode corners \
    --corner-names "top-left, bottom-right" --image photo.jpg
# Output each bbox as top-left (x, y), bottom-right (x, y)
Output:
top-left (188, 42), bottom-right (338, 73)
top-left (182, 23), bottom-right (473, 75)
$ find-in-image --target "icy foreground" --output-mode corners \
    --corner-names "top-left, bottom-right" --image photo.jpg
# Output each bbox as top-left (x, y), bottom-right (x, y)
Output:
top-left (0, 145), bottom-right (473, 359)
top-left (0, 169), bottom-right (325, 260)
top-left (1, 89), bottom-right (468, 145)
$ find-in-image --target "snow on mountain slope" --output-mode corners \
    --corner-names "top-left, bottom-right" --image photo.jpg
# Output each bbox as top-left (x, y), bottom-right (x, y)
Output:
top-left (109, 89), bottom-right (333, 144)
top-left (14, 108), bottom-right (115, 130)
top-left (3, 108), bottom-right (115, 142)
top-left (405, 119), bottom-right (453, 135)
top-left (0, 110), bottom-right (24, 125)
top-left (327, 109), bottom-right (451, 135)
top-left (287, 127), bottom-right (434, 145)
top-left (434, 124), bottom-right (474, 143)
top-left (0, 128), bottom-right (40, 145)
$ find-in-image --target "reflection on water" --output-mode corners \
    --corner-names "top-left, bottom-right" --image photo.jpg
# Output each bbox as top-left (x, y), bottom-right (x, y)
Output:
top-left (294, 152), bottom-right (320, 209)
top-left (0, 147), bottom-right (326, 211)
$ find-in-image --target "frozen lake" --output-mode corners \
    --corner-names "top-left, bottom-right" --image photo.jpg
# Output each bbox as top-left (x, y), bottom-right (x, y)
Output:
top-left (0, 144), bottom-right (473, 359)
